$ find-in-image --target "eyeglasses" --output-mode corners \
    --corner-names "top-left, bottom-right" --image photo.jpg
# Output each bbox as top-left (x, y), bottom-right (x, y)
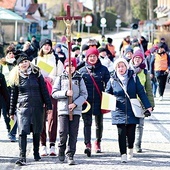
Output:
top-left (88, 55), bottom-right (97, 58)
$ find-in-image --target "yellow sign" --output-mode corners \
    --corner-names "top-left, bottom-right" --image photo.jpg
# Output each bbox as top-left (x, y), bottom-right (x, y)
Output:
top-left (101, 92), bottom-right (116, 111)
top-left (9, 115), bottom-right (17, 131)
top-left (37, 60), bottom-right (53, 74)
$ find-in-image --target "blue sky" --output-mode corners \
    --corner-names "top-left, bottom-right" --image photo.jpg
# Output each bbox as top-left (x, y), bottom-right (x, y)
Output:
top-left (79, 0), bottom-right (93, 10)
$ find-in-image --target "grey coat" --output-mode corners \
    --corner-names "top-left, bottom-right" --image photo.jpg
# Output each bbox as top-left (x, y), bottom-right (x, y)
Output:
top-left (52, 71), bottom-right (88, 115)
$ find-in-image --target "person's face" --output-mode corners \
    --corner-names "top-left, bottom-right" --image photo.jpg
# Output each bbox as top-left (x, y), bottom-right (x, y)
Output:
top-left (18, 60), bottom-right (30, 72)
top-left (100, 51), bottom-right (107, 57)
top-left (158, 47), bottom-right (165, 53)
top-left (116, 62), bottom-right (127, 75)
top-left (56, 47), bottom-right (61, 53)
top-left (7, 52), bottom-right (15, 59)
top-left (133, 56), bottom-right (142, 66)
top-left (74, 49), bottom-right (80, 55)
top-left (65, 65), bottom-right (76, 74)
top-left (87, 54), bottom-right (98, 65)
top-left (42, 44), bottom-right (51, 54)
top-left (125, 52), bottom-right (133, 59)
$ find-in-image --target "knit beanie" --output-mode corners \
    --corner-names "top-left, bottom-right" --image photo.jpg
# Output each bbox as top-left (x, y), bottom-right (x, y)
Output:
top-left (81, 44), bottom-right (89, 52)
top-left (15, 52), bottom-right (30, 65)
top-left (124, 46), bottom-right (133, 55)
top-left (98, 47), bottom-right (107, 53)
top-left (86, 48), bottom-right (99, 58)
top-left (6, 46), bottom-right (15, 55)
top-left (61, 36), bottom-right (67, 43)
top-left (132, 49), bottom-right (144, 61)
top-left (40, 38), bottom-right (52, 49)
top-left (113, 58), bottom-right (129, 70)
top-left (64, 57), bottom-right (77, 69)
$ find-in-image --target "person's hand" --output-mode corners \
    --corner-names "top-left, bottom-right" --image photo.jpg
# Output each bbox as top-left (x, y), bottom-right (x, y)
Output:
top-left (46, 110), bottom-right (52, 114)
top-left (147, 107), bottom-right (152, 112)
top-left (68, 103), bottom-right (76, 111)
top-left (10, 115), bottom-right (14, 120)
top-left (66, 90), bottom-right (73, 96)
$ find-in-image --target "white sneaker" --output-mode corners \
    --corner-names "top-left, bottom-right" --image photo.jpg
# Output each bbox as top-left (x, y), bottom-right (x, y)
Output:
top-left (128, 148), bottom-right (133, 159)
top-left (40, 146), bottom-right (48, 156)
top-left (121, 154), bottom-right (127, 163)
top-left (49, 146), bottom-right (56, 156)
top-left (159, 96), bottom-right (163, 101)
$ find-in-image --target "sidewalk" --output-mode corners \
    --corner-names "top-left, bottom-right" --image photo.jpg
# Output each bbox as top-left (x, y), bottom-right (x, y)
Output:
top-left (0, 84), bottom-right (170, 170)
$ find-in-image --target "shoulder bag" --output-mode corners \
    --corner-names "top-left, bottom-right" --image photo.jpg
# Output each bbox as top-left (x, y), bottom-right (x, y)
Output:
top-left (86, 67), bottom-right (110, 114)
top-left (118, 81), bottom-right (144, 118)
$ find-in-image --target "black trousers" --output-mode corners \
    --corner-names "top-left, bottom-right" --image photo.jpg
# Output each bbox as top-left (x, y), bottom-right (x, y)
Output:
top-left (18, 132), bottom-right (40, 158)
top-left (117, 124), bottom-right (136, 155)
top-left (82, 113), bottom-right (103, 145)
top-left (58, 115), bottom-right (80, 157)
top-left (156, 74), bottom-right (168, 97)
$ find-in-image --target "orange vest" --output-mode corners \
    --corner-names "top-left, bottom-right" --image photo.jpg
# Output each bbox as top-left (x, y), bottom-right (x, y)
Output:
top-left (154, 53), bottom-right (168, 71)
top-left (106, 44), bottom-right (115, 56)
top-left (122, 40), bottom-right (130, 49)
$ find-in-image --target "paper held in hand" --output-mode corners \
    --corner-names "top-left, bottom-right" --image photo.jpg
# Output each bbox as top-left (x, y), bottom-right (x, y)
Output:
top-left (101, 92), bottom-right (116, 111)
top-left (9, 115), bottom-right (17, 132)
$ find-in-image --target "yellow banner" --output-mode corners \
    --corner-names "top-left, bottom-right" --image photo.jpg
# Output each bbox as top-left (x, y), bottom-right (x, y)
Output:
top-left (37, 60), bottom-right (53, 74)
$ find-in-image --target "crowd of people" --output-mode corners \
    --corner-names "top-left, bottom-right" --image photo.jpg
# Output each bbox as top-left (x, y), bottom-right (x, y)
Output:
top-left (0, 33), bottom-right (169, 166)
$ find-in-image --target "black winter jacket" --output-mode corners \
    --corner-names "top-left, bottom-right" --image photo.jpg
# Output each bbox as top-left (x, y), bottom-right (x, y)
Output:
top-left (9, 71), bottom-right (52, 135)
top-left (79, 59), bottom-right (110, 115)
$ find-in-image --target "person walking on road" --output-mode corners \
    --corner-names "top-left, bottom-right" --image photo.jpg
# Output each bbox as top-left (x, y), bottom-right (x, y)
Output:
top-left (150, 42), bottom-right (170, 101)
top-left (79, 48), bottom-right (110, 157)
top-left (32, 38), bottom-right (64, 157)
top-left (52, 57), bottom-right (88, 165)
top-left (8, 52), bottom-right (52, 166)
top-left (105, 58), bottom-right (152, 163)
top-left (129, 50), bottom-right (155, 153)
top-left (0, 72), bottom-right (10, 117)
top-left (0, 45), bottom-right (17, 142)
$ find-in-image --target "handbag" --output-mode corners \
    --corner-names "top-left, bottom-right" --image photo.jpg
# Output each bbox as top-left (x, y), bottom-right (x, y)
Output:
top-left (86, 67), bottom-right (110, 114)
top-left (118, 81), bottom-right (144, 118)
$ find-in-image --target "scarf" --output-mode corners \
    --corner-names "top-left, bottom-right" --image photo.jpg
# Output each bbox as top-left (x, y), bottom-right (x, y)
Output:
top-left (5, 57), bottom-right (16, 64)
top-left (117, 70), bottom-right (128, 89)
top-left (19, 66), bottom-right (32, 78)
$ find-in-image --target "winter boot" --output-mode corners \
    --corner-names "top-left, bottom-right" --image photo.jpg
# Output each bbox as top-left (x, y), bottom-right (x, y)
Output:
top-left (33, 133), bottom-right (41, 161)
top-left (16, 135), bottom-right (27, 166)
top-left (94, 141), bottom-right (101, 153)
top-left (84, 143), bottom-right (91, 157)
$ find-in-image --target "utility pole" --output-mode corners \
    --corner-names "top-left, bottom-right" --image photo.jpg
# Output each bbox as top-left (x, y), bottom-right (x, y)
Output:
top-left (148, 0), bottom-right (154, 20)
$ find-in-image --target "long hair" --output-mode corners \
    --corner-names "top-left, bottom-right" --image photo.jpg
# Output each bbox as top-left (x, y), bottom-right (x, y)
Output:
top-left (8, 63), bottom-right (41, 86)
top-left (38, 48), bottom-right (53, 57)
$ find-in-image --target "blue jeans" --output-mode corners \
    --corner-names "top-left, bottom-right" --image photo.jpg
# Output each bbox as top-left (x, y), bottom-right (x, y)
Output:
top-left (151, 78), bottom-right (158, 96)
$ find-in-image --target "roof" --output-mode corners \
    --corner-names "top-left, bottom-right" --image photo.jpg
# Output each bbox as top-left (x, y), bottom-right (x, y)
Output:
top-left (0, 7), bottom-right (23, 20)
top-left (27, 3), bottom-right (39, 14)
top-left (26, 14), bottom-right (38, 22)
top-left (0, 0), bottom-right (16, 9)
